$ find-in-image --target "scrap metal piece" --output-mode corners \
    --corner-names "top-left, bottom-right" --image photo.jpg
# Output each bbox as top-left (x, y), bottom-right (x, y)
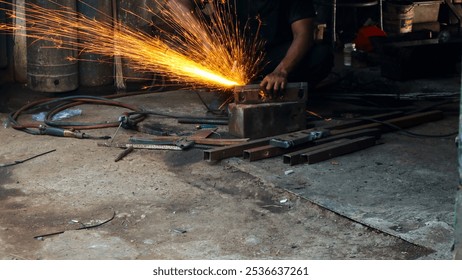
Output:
top-left (114, 146), bottom-right (134, 162)
top-left (0, 149), bottom-right (56, 168)
top-left (178, 117), bottom-right (228, 125)
top-left (33, 210), bottom-right (116, 240)
top-left (282, 129), bottom-right (381, 165)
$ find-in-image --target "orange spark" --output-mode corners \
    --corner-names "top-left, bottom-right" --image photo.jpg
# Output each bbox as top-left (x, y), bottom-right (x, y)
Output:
top-left (0, 0), bottom-right (264, 89)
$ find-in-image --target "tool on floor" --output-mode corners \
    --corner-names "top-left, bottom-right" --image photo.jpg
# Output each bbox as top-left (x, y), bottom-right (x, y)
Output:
top-left (0, 149), bottom-right (56, 168)
top-left (114, 146), bottom-right (134, 162)
top-left (270, 130), bottom-right (329, 149)
top-left (129, 137), bottom-right (195, 150)
top-left (38, 125), bottom-right (109, 140)
top-left (109, 121), bottom-right (123, 144)
top-left (34, 210), bottom-right (116, 240)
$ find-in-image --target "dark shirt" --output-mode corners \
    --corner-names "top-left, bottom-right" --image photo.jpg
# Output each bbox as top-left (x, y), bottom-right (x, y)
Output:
top-left (231, 0), bottom-right (316, 48)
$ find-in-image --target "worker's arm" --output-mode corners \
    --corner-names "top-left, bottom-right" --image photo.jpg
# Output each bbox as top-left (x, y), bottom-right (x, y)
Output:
top-left (260, 18), bottom-right (315, 92)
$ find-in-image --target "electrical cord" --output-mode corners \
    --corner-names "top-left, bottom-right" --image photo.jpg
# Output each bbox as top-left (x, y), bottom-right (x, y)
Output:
top-left (8, 95), bottom-right (145, 136)
top-left (8, 90), bottom-right (228, 138)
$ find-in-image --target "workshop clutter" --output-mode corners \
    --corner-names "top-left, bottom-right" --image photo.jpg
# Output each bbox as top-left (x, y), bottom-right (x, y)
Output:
top-left (382, 0), bottom-right (444, 35)
top-left (413, 0), bottom-right (443, 24)
top-left (8, 0), bottom-right (158, 92)
top-left (350, 0), bottom-right (460, 81)
top-left (383, 1), bottom-right (415, 35)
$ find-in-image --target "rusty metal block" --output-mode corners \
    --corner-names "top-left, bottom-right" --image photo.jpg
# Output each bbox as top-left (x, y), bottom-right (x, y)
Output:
top-left (228, 101), bottom-right (306, 139)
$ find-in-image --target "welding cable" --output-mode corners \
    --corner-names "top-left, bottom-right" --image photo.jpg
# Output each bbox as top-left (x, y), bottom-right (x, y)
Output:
top-left (8, 96), bottom-right (145, 135)
top-left (44, 97), bottom-right (143, 130)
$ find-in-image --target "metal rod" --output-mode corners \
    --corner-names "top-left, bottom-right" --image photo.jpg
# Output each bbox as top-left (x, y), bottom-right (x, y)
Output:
top-left (177, 118), bottom-right (228, 125)
top-left (300, 136), bottom-right (376, 165)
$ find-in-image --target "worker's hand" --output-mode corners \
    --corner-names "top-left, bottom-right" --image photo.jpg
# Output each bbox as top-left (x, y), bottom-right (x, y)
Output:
top-left (260, 69), bottom-right (288, 93)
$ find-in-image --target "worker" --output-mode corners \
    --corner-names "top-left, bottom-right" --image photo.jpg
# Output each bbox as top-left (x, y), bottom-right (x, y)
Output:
top-left (172, 0), bottom-right (334, 93)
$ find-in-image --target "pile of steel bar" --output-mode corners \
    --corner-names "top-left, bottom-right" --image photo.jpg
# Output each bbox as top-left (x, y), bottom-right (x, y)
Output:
top-left (204, 110), bottom-right (444, 165)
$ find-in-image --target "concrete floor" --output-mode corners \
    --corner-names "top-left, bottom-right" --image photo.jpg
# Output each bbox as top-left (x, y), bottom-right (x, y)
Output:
top-left (0, 63), bottom-right (460, 260)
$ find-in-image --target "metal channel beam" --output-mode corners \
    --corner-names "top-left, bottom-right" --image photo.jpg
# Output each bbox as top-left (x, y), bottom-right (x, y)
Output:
top-left (244, 128), bottom-right (382, 162)
top-left (283, 139), bottom-right (350, 165)
top-left (300, 136), bottom-right (377, 165)
top-left (283, 128), bottom-right (381, 165)
top-left (204, 129), bottom-right (318, 162)
top-left (205, 111), bottom-right (442, 162)
top-left (204, 138), bottom-right (271, 161)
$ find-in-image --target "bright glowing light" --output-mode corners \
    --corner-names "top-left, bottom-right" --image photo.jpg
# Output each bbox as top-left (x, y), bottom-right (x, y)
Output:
top-left (0, 0), bottom-right (264, 88)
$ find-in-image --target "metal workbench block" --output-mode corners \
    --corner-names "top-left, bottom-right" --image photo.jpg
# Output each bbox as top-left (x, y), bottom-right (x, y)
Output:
top-left (228, 101), bottom-right (306, 139)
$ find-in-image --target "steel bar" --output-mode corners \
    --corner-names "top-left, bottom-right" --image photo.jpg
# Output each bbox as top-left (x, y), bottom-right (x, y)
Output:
top-left (204, 138), bottom-right (272, 161)
top-left (131, 129), bottom-right (248, 146)
top-left (0, 149), bottom-right (57, 168)
top-left (205, 110), bottom-right (442, 162)
top-left (139, 136), bottom-right (248, 146)
top-left (245, 128), bottom-right (380, 162)
top-left (283, 139), bottom-right (349, 165)
top-left (300, 136), bottom-right (377, 164)
top-left (204, 128), bottom-right (320, 161)
top-left (283, 129), bottom-right (381, 165)
top-left (243, 144), bottom-right (315, 162)
top-left (330, 110), bottom-right (444, 135)
top-left (177, 118), bottom-right (228, 125)
top-left (315, 128), bottom-right (382, 144)
top-left (323, 111), bottom-right (404, 130)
